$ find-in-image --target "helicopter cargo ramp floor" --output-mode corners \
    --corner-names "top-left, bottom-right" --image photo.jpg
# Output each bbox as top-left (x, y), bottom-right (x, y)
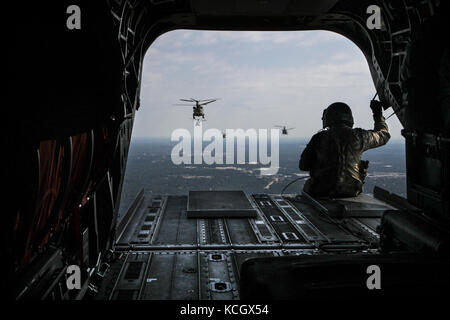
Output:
top-left (93, 190), bottom-right (397, 300)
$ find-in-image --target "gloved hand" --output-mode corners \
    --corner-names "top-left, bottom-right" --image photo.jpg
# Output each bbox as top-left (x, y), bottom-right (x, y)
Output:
top-left (370, 100), bottom-right (383, 115)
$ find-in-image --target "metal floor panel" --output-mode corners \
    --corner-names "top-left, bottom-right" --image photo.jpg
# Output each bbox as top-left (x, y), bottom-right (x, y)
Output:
top-left (102, 192), bottom-right (388, 300)
top-left (116, 193), bottom-right (384, 248)
top-left (187, 190), bottom-right (257, 218)
top-left (152, 196), bottom-right (198, 245)
top-left (99, 249), bottom-right (320, 300)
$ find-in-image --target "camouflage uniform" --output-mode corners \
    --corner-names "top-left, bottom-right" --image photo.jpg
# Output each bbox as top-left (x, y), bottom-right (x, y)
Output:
top-left (299, 105), bottom-right (390, 198)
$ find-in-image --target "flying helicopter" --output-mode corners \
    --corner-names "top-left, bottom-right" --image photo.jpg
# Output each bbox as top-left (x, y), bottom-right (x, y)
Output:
top-left (174, 98), bottom-right (219, 120)
top-left (274, 125), bottom-right (295, 135)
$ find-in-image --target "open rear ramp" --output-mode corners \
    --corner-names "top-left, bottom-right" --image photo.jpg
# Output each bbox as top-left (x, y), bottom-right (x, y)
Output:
top-left (92, 189), bottom-right (426, 300)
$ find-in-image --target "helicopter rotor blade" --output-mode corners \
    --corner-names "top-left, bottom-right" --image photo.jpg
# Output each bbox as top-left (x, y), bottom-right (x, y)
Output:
top-left (180, 99), bottom-right (195, 102)
top-left (173, 104), bottom-right (195, 106)
top-left (287, 127), bottom-right (295, 130)
top-left (199, 99), bottom-right (217, 106)
top-left (198, 98), bottom-right (220, 102)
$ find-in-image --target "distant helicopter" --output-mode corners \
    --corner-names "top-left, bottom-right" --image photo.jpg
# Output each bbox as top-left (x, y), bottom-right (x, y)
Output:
top-left (174, 98), bottom-right (219, 120)
top-left (274, 125), bottom-right (295, 135)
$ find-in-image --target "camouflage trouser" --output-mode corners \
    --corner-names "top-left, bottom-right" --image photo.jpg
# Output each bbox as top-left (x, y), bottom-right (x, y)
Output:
top-left (303, 176), bottom-right (362, 198)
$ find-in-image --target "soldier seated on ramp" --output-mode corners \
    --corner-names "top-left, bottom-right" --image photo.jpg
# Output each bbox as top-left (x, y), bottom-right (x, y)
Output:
top-left (299, 101), bottom-right (390, 198)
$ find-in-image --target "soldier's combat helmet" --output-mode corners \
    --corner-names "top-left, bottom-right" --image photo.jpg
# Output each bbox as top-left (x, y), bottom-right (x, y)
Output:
top-left (322, 102), bottom-right (354, 128)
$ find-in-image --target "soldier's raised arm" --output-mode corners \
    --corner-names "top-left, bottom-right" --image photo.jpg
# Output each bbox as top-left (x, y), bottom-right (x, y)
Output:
top-left (360, 100), bottom-right (391, 151)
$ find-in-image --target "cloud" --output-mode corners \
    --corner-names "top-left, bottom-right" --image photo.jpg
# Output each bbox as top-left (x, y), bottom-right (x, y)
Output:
top-left (156, 30), bottom-right (343, 48)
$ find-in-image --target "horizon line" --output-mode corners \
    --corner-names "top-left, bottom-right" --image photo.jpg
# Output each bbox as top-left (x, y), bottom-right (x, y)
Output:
top-left (131, 135), bottom-right (405, 141)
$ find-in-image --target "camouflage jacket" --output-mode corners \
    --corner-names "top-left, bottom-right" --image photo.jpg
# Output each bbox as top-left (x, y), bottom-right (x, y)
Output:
top-left (299, 113), bottom-right (390, 198)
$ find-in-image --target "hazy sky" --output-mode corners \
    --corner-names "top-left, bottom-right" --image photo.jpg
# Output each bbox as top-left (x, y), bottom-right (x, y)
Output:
top-left (133, 30), bottom-right (403, 139)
